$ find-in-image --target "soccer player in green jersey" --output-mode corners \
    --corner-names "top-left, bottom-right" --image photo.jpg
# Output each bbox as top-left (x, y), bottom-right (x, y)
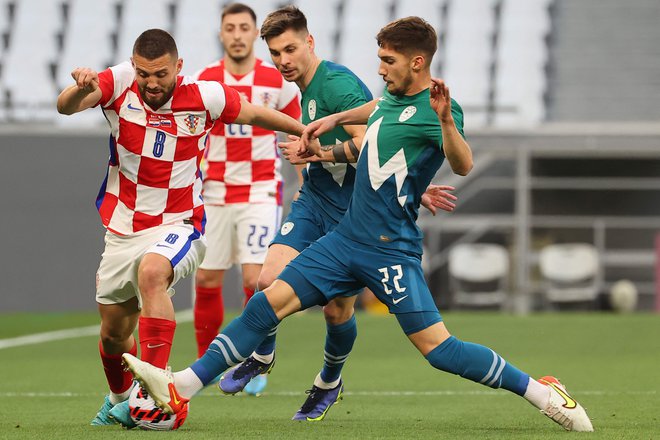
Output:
top-left (123, 16), bottom-right (593, 432)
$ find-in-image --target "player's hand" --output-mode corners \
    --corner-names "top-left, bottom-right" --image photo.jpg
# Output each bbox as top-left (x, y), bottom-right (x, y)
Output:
top-left (430, 78), bottom-right (452, 123)
top-left (279, 135), bottom-right (315, 164)
top-left (421, 184), bottom-right (457, 215)
top-left (301, 115), bottom-right (338, 152)
top-left (71, 67), bottom-right (100, 94)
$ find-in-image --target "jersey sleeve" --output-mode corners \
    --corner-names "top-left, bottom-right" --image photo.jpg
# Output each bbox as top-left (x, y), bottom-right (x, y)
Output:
top-left (450, 98), bottom-right (465, 138)
top-left (97, 61), bottom-right (135, 108)
top-left (196, 80), bottom-right (242, 124)
top-left (325, 74), bottom-right (369, 113)
top-left (277, 79), bottom-right (302, 119)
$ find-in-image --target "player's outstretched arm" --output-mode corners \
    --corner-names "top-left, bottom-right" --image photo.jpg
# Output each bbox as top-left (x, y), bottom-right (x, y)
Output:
top-left (234, 98), bottom-right (305, 137)
top-left (430, 78), bottom-right (473, 176)
top-left (421, 185), bottom-right (458, 215)
top-left (57, 67), bottom-right (103, 115)
top-left (300, 99), bottom-right (378, 154)
top-left (280, 124), bottom-right (365, 164)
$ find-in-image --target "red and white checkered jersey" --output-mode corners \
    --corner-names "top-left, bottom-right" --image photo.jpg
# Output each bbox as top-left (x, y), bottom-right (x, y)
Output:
top-left (95, 61), bottom-right (242, 235)
top-left (194, 59), bottom-right (301, 206)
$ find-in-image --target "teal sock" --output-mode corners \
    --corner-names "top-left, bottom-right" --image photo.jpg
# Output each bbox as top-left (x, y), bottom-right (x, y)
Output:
top-left (320, 314), bottom-right (357, 383)
top-left (425, 336), bottom-right (529, 395)
top-left (190, 291), bottom-right (279, 385)
top-left (254, 326), bottom-right (277, 357)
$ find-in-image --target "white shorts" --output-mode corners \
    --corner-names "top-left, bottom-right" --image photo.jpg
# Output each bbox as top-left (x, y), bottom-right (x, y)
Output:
top-left (200, 204), bottom-right (281, 270)
top-left (96, 224), bottom-right (207, 307)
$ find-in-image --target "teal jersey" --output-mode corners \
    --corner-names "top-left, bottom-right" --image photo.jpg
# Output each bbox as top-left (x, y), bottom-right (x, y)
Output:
top-left (299, 60), bottom-right (373, 223)
top-left (335, 88), bottom-right (465, 255)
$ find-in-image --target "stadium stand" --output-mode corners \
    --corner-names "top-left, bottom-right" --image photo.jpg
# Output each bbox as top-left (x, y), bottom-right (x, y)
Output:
top-left (172, 0), bottom-right (224, 75)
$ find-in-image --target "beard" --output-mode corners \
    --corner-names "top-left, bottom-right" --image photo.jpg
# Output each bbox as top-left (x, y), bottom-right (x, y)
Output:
top-left (139, 83), bottom-right (175, 110)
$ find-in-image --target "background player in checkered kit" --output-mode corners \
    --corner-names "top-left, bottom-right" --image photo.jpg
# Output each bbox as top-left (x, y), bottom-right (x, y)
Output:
top-left (217, 5), bottom-right (458, 417)
top-left (190, 4), bottom-right (302, 387)
top-left (56, 28), bottom-right (304, 426)
top-left (123, 17), bottom-right (593, 432)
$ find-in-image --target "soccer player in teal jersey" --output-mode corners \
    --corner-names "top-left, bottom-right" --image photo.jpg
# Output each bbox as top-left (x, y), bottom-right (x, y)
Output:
top-left (218, 5), bottom-right (455, 418)
top-left (123, 16), bottom-right (593, 432)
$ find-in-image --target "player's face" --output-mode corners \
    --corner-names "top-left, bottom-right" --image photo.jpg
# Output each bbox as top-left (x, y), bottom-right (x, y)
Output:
top-left (377, 46), bottom-right (415, 96)
top-left (266, 29), bottom-right (314, 84)
top-left (220, 12), bottom-right (258, 62)
top-left (132, 53), bottom-right (182, 109)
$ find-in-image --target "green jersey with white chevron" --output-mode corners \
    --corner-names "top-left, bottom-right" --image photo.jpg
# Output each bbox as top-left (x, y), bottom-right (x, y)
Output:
top-left (299, 60), bottom-right (372, 223)
top-left (335, 88), bottom-right (465, 255)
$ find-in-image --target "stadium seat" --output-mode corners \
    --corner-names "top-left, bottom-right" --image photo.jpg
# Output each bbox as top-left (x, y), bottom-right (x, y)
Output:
top-left (442, 0), bottom-right (498, 127)
top-left (113, 0), bottom-right (173, 65)
top-left (2, 0), bottom-right (60, 120)
top-left (337, 0), bottom-right (392, 97)
top-left (448, 243), bottom-right (510, 308)
top-left (539, 243), bottom-right (601, 303)
top-left (56, 0), bottom-right (116, 91)
top-left (172, 0), bottom-right (223, 75)
top-left (493, 0), bottom-right (552, 127)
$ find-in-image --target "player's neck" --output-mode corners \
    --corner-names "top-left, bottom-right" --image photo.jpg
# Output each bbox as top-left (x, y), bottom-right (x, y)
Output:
top-left (404, 72), bottom-right (432, 96)
top-left (224, 54), bottom-right (256, 77)
top-left (297, 56), bottom-right (321, 92)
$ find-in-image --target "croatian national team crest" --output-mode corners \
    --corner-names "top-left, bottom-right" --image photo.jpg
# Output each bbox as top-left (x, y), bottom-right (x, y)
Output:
top-left (185, 114), bottom-right (200, 134)
top-left (399, 106), bottom-right (417, 122)
top-left (261, 92), bottom-right (273, 108)
top-left (308, 99), bottom-right (317, 120)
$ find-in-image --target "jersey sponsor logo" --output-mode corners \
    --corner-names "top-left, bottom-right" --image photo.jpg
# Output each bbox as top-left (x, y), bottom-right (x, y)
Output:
top-left (398, 106), bottom-right (417, 122)
top-left (185, 114), bottom-right (200, 134)
top-left (127, 103), bottom-right (141, 111)
top-left (365, 117), bottom-right (409, 207)
top-left (280, 221), bottom-right (294, 235)
top-left (308, 99), bottom-right (317, 120)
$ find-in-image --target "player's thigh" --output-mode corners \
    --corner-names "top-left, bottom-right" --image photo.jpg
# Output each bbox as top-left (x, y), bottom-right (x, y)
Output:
top-left (144, 224), bottom-right (206, 290)
top-left (259, 243), bottom-right (300, 289)
top-left (280, 233), bottom-right (362, 309)
top-left (235, 203), bottom-right (281, 264)
top-left (199, 204), bottom-right (235, 271)
top-left (356, 246), bottom-right (439, 315)
top-left (405, 321), bottom-right (452, 356)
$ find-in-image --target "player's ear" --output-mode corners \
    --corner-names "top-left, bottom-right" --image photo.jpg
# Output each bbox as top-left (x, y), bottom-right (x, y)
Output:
top-left (307, 33), bottom-right (315, 52)
top-left (411, 55), bottom-right (424, 72)
top-left (176, 58), bottom-right (183, 75)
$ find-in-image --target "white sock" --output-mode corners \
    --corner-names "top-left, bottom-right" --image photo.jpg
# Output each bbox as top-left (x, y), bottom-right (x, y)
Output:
top-left (252, 351), bottom-right (274, 364)
top-left (313, 373), bottom-right (340, 390)
top-left (523, 377), bottom-right (551, 410)
top-left (173, 368), bottom-right (204, 399)
top-left (109, 383), bottom-right (133, 405)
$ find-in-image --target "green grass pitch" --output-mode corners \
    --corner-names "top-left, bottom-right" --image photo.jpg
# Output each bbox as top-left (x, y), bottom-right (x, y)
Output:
top-left (0, 311), bottom-right (658, 439)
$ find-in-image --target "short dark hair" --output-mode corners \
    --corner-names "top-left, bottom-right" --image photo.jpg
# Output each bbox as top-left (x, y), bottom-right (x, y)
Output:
top-left (260, 5), bottom-right (308, 40)
top-left (133, 29), bottom-right (178, 59)
top-left (376, 17), bottom-right (437, 62)
top-left (222, 2), bottom-right (257, 24)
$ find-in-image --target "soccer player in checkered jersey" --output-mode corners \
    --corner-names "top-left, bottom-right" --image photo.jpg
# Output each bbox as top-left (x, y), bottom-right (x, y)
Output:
top-left (56, 28), bottom-right (304, 426)
top-left (189, 3), bottom-right (302, 385)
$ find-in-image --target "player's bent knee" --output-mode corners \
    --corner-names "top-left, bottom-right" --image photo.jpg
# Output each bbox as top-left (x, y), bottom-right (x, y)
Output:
top-left (323, 302), bottom-right (355, 325)
top-left (138, 256), bottom-right (173, 292)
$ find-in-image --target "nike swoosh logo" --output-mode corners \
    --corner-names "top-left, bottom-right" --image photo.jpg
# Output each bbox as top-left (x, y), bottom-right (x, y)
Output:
top-left (548, 383), bottom-right (577, 409)
top-left (155, 244), bottom-right (172, 249)
top-left (392, 295), bottom-right (409, 305)
top-left (127, 103), bottom-right (141, 111)
top-left (146, 343), bottom-right (166, 349)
